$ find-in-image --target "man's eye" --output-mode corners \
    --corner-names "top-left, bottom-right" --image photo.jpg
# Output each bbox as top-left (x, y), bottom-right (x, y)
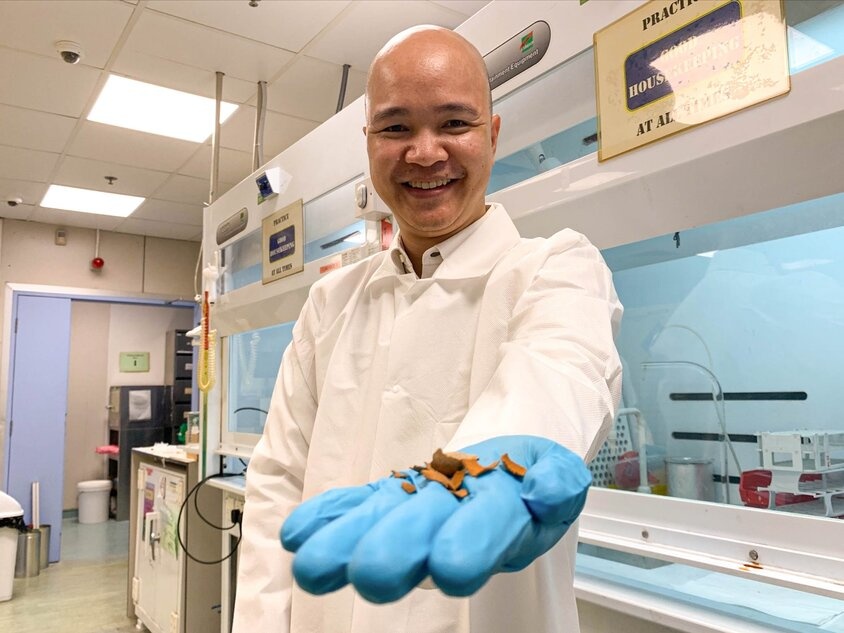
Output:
top-left (381, 124), bottom-right (407, 133)
top-left (443, 120), bottom-right (468, 129)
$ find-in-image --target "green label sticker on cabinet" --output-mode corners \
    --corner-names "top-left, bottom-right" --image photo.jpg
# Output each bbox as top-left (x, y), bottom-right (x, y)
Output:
top-left (119, 352), bottom-right (150, 372)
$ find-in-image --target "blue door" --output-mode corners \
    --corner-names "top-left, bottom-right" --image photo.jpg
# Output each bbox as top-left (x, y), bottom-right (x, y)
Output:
top-left (5, 294), bottom-right (71, 562)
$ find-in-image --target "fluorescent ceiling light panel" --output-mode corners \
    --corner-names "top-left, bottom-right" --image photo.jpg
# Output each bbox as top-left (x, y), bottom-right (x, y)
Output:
top-left (41, 184), bottom-right (145, 217)
top-left (88, 75), bottom-right (238, 142)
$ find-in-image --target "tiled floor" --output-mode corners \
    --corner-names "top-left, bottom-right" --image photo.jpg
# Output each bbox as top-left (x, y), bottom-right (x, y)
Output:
top-left (0, 517), bottom-right (137, 633)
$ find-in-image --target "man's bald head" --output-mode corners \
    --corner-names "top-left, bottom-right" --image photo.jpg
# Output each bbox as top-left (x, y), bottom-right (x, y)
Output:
top-left (365, 26), bottom-right (492, 121)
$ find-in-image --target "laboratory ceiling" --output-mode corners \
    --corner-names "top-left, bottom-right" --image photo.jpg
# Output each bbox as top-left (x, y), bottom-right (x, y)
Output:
top-left (0, 0), bottom-right (488, 241)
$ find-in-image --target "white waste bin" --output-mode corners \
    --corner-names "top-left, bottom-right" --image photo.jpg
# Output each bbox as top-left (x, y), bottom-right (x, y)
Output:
top-left (0, 491), bottom-right (25, 602)
top-left (77, 480), bottom-right (112, 524)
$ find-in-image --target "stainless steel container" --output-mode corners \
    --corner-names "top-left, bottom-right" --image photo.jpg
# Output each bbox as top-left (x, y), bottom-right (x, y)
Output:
top-left (37, 524), bottom-right (51, 570)
top-left (666, 456), bottom-right (715, 501)
top-left (14, 529), bottom-right (41, 578)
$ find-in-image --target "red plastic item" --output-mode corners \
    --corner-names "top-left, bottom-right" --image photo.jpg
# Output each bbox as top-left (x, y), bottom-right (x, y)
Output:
top-left (739, 469), bottom-right (819, 508)
top-left (95, 445), bottom-right (119, 455)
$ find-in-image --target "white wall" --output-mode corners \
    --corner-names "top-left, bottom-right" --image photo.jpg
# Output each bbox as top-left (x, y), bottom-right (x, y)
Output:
top-left (64, 301), bottom-right (110, 509)
top-left (63, 301), bottom-right (193, 509)
top-left (107, 303), bottom-right (194, 387)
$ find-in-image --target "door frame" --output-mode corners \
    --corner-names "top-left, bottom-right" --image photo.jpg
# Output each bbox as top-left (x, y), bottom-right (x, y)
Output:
top-left (0, 282), bottom-right (194, 491)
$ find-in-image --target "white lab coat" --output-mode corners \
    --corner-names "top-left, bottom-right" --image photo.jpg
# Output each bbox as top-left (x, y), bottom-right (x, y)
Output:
top-left (233, 203), bottom-right (622, 633)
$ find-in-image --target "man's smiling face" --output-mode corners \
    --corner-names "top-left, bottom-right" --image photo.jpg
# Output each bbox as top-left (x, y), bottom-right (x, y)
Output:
top-left (364, 29), bottom-right (500, 255)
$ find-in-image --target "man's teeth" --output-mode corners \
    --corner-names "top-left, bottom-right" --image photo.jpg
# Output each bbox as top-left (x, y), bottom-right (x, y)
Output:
top-left (407, 178), bottom-right (451, 190)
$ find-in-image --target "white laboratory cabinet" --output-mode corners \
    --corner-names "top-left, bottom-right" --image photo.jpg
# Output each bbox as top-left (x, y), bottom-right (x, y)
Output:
top-left (134, 462), bottom-right (184, 633)
top-left (128, 448), bottom-right (222, 633)
top-left (206, 477), bottom-right (246, 633)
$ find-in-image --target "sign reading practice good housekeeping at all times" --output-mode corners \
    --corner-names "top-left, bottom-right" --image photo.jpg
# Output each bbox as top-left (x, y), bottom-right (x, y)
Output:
top-left (594, 0), bottom-right (790, 161)
top-left (262, 199), bottom-right (304, 284)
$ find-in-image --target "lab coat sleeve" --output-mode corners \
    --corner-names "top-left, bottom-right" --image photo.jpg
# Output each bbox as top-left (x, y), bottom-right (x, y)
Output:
top-left (231, 300), bottom-right (319, 633)
top-left (446, 231), bottom-right (623, 461)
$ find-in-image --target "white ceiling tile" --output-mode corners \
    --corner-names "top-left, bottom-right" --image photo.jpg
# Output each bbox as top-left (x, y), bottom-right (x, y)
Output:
top-left (30, 206), bottom-right (124, 232)
top-left (305, 0), bottom-right (467, 69)
top-left (265, 56), bottom-right (366, 122)
top-left (148, 0), bottom-right (351, 52)
top-left (114, 217), bottom-right (203, 241)
top-left (0, 146), bottom-right (60, 183)
top-left (131, 198), bottom-right (203, 226)
top-left (0, 48), bottom-right (102, 117)
top-left (123, 10), bottom-right (295, 84)
top-left (0, 0), bottom-right (135, 69)
top-left (429, 1), bottom-right (490, 17)
top-left (54, 156), bottom-right (170, 197)
top-left (221, 106), bottom-right (319, 157)
top-left (0, 178), bottom-right (49, 210)
top-left (154, 174), bottom-right (232, 206)
top-left (216, 181), bottom-right (235, 199)
top-left (110, 54), bottom-right (258, 104)
top-left (179, 145), bottom-right (254, 186)
top-left (0, 105), bottom-right (76, 153)
top-left (69, 121), bottom-right (199, 172)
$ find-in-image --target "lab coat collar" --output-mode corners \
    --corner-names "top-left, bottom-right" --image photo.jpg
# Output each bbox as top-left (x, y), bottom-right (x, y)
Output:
top-left (366, 203), bottom-right (520, 288)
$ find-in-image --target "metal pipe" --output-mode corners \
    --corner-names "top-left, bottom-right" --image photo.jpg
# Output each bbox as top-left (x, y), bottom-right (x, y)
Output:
top-left (253, 80), bottom-right (267, 171)
top-left (336, 63), bottom-right (351, 113)
top-left (210, 71), bottom-right (224, 205)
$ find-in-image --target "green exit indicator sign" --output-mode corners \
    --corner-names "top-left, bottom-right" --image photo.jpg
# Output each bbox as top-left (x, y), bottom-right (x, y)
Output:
top-left (119, 351), bottom-right (150, 372)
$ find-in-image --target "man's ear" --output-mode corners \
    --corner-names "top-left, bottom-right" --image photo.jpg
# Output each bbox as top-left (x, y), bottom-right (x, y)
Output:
top-left (490, 114), bottom-right (502, 155)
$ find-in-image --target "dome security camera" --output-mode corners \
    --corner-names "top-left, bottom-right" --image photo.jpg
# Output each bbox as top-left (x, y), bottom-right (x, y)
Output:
top-left (55, 40), bottom-right (83, 65)
top-left (6, 197), bottom-right (23, 207)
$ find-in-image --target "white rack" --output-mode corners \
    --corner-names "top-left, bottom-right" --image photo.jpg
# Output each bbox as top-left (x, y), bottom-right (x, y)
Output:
top-left (758, 431), bottom-right (844, 517)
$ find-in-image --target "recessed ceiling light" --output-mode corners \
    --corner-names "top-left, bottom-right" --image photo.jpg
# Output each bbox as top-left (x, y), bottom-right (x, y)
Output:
top-left (41, 185), bottom-right (145, 217)
top-left (88, 75), bottom-right (238, 143)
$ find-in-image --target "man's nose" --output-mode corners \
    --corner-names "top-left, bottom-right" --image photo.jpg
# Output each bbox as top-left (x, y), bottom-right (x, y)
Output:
top-left (404, 130), bottom-right (448, 166)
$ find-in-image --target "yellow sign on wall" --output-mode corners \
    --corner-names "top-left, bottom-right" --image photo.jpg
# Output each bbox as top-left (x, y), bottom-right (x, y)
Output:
top-left (594, 0), bottom-right (790, 161)
top-left (119, 351), bottom-right (149, 372)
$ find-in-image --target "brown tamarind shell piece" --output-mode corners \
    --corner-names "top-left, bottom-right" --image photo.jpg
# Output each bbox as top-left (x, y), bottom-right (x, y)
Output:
top-left (430, 449), bottom-right (463, 477)
top-left (463, 458), bottom-right (499, 477)
top-left (420, 467), bottom-right (454, 489)
top-left (501, 453), bottom-right (527, 478)
top-left (401, 481), bottom-right (417, 494)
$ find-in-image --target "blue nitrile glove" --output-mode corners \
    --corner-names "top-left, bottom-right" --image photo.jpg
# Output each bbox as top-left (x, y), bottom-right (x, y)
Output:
top-left (280, 435), bottom-right (591, 603)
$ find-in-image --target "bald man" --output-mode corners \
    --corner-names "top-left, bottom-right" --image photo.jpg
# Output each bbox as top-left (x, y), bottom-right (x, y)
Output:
top-left (233, 26), bottom-right (622, 633)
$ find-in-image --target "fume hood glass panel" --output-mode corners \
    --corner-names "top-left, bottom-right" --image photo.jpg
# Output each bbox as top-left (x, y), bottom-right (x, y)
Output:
top-left (220, 229), bottom-right (262, 294)
top-left (786, 0), bottom-right (844, 73)
top-left (588, 190), bottom-right (844, 521)
top-left (226, 321), bottom-right (294, 436)
top-left (219, 177), bottom-right (366, 294)
top-left (576, 544), bottom-right (844, 631)
top-left (488, 49), bottom-right (598, 195)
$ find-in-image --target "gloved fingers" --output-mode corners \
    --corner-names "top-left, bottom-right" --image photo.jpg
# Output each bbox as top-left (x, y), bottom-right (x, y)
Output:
top-left (496, 521), bottom-right (570, 572)
top-left (520, 446), bottom-right (591, 525)
top-left (291, 478), bottom-right (413, 595)
top-left (428, 471), bottom-right (530, 597)
top-left (281, 484), bottom-right (376, 553)
top-left (348, 483), bottom-right (459, 604)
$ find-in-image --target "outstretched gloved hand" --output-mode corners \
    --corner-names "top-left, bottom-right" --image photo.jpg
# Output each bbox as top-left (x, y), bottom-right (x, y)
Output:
top-left (280, 435), bottom-right (591, 603)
